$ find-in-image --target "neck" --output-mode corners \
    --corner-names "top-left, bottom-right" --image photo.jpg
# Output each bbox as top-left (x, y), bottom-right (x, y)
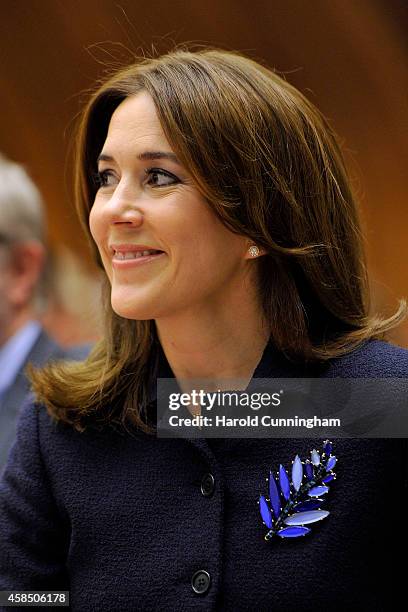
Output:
top-left (155, 301), bottom-right (270, 388)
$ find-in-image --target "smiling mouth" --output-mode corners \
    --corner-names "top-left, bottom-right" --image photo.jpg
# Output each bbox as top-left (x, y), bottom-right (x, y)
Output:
top-left (111, 250), bottom-right (166, 267)
top-left (113, 249), bottom-right (164, 260)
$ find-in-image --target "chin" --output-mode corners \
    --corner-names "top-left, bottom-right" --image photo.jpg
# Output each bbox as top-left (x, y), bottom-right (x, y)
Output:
top-left (112, 306), bottom-right (154, 321)
top-left (111, 302), bottom-right (154, 320)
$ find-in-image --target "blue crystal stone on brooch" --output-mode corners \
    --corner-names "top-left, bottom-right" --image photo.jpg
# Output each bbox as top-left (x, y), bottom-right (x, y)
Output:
top-left (269, 471), bottom-right (281, 518)
top-left (293, 499), bottom-right (324, 512)
top-left (308, 485), bottom-right (329, 497)
top-left (277, 526), bottom-right (310, 538)
top-left (311, 449), bottom-right (320, 466)
top-left (305, 461), bottom-right (314, 481)
top-left (326, 456), bottom-right (337, 471)
top-left (279, 464), bottom-right (291, 501)
top-left (259, 440), bottom-right (338, 541)
top-left (323, 440), bottom-right (333, 456)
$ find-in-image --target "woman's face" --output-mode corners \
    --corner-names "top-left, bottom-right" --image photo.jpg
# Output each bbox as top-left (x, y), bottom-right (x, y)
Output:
top-left (89, 91), bottom-right (252, 320)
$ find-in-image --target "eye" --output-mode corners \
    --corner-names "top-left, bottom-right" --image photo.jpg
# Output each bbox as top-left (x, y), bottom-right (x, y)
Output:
top-left (145, 168), bottom-right (179, 187)
top-left (93, 167), bottom-right (180, 190)
top-left (94, 170), bottom-right (116, 188)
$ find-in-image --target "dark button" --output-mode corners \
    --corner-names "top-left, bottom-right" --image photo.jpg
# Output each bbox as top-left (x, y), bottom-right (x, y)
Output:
top-left (200, 473), bottom-right (215, 497)
top-left (191, 570), bottom-right (211, 595)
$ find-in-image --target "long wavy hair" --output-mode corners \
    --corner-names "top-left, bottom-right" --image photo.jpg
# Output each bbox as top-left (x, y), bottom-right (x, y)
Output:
top-left (28, 46), bottom-right (407, 434)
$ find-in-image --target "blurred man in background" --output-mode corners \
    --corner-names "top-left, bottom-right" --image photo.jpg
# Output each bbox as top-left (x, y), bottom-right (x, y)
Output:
top-left (0, 153), bottom-right (90, 469)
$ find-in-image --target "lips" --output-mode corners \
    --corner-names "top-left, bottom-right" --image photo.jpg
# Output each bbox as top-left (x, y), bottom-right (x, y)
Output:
top-left (109, 244), bottom-right (166, 269)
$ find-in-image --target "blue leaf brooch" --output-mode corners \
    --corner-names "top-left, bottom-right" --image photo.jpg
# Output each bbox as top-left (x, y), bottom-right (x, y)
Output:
top-left (259, 440), bottom-right (337, 540)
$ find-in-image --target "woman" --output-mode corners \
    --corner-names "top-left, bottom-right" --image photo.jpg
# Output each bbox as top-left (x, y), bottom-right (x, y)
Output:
top-left (0, 47), bottom-right (407, 611)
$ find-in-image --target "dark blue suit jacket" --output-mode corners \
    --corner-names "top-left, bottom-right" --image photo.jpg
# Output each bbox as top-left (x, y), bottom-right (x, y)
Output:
top-left (0, 339), bottom-right (407, 611)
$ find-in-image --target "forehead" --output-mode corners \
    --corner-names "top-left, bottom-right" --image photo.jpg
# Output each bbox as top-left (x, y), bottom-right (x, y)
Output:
top-left (104, 92), bottom-right (170, 149)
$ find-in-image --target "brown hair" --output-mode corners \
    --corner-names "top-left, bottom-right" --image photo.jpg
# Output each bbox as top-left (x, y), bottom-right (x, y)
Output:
top-left (28, 46), bottom-right (407, 434)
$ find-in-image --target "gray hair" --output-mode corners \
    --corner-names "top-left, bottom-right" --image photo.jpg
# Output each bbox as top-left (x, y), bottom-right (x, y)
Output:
top-left (0, 153), bottom-right (49, 312)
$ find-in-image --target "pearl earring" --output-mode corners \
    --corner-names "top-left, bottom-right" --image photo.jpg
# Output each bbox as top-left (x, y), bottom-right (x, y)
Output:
top-left (248, 245), bottom-right (260, 257)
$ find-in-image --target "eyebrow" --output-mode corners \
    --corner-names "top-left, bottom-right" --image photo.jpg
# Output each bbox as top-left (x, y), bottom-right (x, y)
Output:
top-left (97, 151), bottom-right (181, 166)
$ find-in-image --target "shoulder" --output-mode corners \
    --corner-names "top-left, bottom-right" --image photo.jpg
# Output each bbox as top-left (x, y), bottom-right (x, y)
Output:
top-left (322, 339), bottom-right (408, 377)
top-left (3, 396), bottom-right (58, 472)
top-left (2, 396), bottom-right (76, 477)
top-left (11, 395), bottom-right (129, 473)
top-left (16, 394), bottom-right (55, 435)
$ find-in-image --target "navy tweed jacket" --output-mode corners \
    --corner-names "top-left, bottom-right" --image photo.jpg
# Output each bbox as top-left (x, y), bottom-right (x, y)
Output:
top-left (0, 339), bottom-right (407, 611)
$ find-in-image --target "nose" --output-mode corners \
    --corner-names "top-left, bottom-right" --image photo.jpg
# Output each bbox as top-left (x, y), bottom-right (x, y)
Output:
top-left (104, 181), bottom-right (144, 227)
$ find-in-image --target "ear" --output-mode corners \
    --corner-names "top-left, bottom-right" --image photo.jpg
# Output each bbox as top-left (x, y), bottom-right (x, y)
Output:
top-left (8, 241), bottom-right (46, 307)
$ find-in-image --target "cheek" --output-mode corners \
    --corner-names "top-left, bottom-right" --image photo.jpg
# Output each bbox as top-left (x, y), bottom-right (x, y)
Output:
top-left (89, 205), bottom-right (112, 276)
top-left (176, 230), bottom-right (243, 291)
top-left (88, 206), bottom-right (100, 244)
top-left (88, 203), bottom-right (109, 256)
